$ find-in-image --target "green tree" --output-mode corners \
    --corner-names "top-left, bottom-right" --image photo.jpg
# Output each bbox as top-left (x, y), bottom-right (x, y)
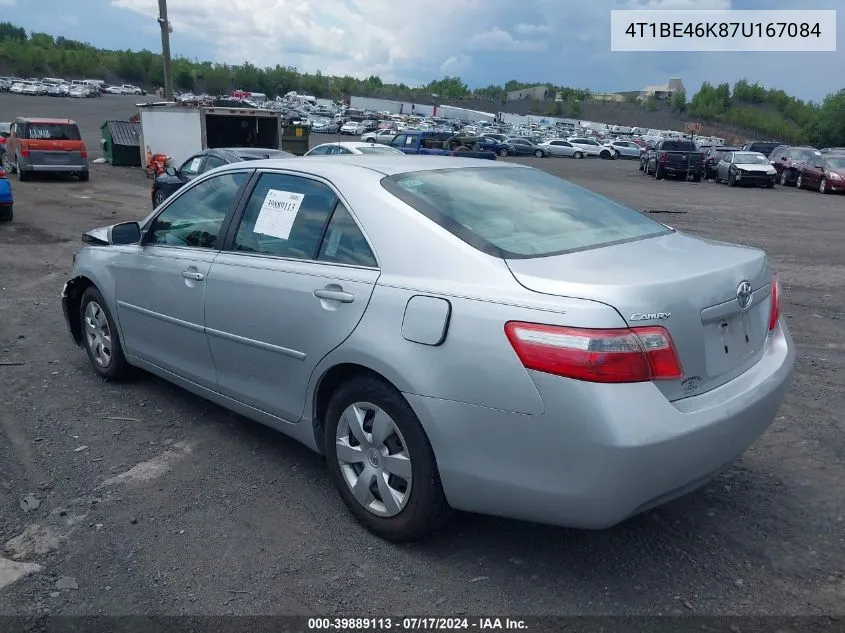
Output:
top-left (671, 89), bottom-right (687, 113)
top-left (646, 94), bottom-right (657, 111)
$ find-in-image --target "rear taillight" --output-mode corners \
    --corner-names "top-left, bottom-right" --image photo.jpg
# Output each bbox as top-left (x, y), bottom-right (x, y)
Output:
top-left (80, 146), bottom-right (88, 159)
top-left (0, 169), bottom-right (5, 178)
top-left (768, 274), bottom-right (781, 332)
top-left (504, 322), bottom-right (683, 384)
top-left (20, 147), bottom-right (30, 158)
top-left (658, 151), bottom-right (668, 163)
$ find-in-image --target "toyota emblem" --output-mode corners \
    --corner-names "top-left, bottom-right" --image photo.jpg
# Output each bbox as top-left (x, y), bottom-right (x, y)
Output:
top-left (736, 281), bottom-right (753, 310)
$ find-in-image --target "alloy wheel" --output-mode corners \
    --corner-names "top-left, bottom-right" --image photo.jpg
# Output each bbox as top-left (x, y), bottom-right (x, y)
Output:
top-left (84, 300), bottom-right (113, 368)
top-left (335, 402), bottom-right (412, 517)
top-left (819, 178), bottom-right (826, 193)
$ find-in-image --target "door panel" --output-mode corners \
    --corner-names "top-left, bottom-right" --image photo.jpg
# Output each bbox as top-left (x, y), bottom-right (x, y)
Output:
top-left (111, 170), bottom-right (250, 389)
top-left (204, 171), bottom-right (380, 421)
top-left (204, 256), bottom-right (378, 420)
top-left (114, 247), bottom-right (218, 389)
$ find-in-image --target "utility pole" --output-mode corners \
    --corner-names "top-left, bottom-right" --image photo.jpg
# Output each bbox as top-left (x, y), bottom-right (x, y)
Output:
top-left (157, 0), bottom-right (173, 100)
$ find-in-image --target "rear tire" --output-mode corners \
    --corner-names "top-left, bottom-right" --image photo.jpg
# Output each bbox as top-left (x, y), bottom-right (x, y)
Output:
top-left (0, 204), bottom-right (12, 222)
top-left (534, 149), bottom-right (544, 158)
top-left (79, 286), bottom-right (134, 381)
top-left (655, 164), bottom-right (664, 180)
top-left (498, 148), bottom-right (508, 157)
top-left (78, 171), bottom-right (89, 182)
top-left (574, 152), bottom-right (583, 159)
top-left (324, 376), bottom-right (450, 542)
top-left (796, 174), bottom-right (803, 189)
top-left (16, 158), bottom-right (29, 182)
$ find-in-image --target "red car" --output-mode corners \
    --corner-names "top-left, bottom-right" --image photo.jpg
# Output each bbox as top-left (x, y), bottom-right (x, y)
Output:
top-left (769, 145), bottom-right (821, 187)
top-left (796, 154), bottom-right (845, 194)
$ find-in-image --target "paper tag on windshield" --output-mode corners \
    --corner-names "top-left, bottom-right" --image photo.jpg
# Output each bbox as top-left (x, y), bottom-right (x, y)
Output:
top-left (253, 189), bottom-right (304, 240)
top-left (189, 157), bottom-right (202, 172)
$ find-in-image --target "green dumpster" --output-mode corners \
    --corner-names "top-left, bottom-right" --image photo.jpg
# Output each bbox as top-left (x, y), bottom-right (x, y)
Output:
top-left (281, 124), bottom-right (310, 155)
top-left (99, 120), bottom-right (142, 166)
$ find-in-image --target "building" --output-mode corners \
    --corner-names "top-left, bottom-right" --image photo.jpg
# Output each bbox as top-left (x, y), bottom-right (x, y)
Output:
top-left (507, 85), bottom-right (549, 101)
top-left (590, 92), bottom-right (626, 103)
top-left (640, 78), bottom-right (685, 100)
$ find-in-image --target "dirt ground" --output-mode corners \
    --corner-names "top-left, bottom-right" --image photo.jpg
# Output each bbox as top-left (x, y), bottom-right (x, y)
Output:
top-left (0, 94), bottom-right (843, 618)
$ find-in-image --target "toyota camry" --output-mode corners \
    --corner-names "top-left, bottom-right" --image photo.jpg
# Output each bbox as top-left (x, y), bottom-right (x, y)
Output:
top-left (61, 156), bottom-right (795, 542)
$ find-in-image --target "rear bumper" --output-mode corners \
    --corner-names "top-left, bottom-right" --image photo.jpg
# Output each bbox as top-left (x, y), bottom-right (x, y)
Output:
top-left (21, 164), bottom-right (88, 173)
top-left (408, 320), bottom-right (795, 529)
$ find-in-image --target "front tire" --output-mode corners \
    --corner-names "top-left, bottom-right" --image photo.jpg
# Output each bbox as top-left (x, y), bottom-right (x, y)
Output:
top-left (728, 173), bottom-right (736, 187)
top-left (0, 204), bottom-right (11, 222)
top-left (79, 286), bottom-right (133, 381)
top-left (534, 149), bottom-right (544, 158)
top-left (796, 174), bottom-right (803, 189)
top-left (574, 151), bottom-right (583, 159)
top-left (498, 148), bottom-right (508, 157)
top-left (819, 177), bottom-right (828, 194)
top-left (325, 376), bottom-right (450, 542)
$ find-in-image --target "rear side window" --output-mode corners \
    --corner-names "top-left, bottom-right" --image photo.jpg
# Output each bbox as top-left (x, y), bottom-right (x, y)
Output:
top-left (23, 123), bottom-right (80, 141)
top-left (382, 167), bottom-right (670, 259)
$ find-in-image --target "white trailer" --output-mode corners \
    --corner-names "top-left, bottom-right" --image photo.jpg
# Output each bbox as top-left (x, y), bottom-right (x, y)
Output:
top-left (138, 105), bottom-right (292, 167)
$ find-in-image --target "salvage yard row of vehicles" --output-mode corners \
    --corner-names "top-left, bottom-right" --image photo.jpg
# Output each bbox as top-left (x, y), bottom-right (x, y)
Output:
top-left (1, 76), bottom-right (145, 97)
top-left (639, 137), bottom-right (845, 194)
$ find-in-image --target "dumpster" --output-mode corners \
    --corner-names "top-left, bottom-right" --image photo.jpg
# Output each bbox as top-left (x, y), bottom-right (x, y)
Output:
top-left (281, 124), bottom-right (310, 155)
top-left (100, 120), bottom-right (142, 166)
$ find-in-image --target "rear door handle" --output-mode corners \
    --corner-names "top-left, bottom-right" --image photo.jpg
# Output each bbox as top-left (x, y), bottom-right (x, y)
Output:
top-left (313, 289), bottom-right (354, 303)
top-left (181, 270), bottom-right (204, 281)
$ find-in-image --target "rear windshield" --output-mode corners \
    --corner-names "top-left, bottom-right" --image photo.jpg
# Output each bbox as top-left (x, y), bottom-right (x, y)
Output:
top-left (789, 148), bottom-right (820, 161)
top-left (661, 141), bottom-right (695, 151)
top-left (23, 123), bottom-right (80, 141)
top-left (356, 146), bottom-right (403, 155)
top-left (381, 166), bottom-right (670, 258)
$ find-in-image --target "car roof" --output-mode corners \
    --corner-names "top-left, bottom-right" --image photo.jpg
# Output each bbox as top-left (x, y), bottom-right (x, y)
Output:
top-left (212, 147), bottom-right (293, 159)
top-left (16, 117), bottom-right (77, 124)
top-left (214, 154), bottom-right (526, 177)
top-left (315, 141), bottom-right (390, 149)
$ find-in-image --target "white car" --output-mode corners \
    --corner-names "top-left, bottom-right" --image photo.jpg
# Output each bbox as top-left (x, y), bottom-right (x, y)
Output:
top-left (340, 121), bottom-right (366, 135)
top-left (567, 137), bottom-right (617, 160)
top-left (361, 130), bottom-right (398, 144)
top-left (121, 84), bottom-right (144, 95)
top-left (539, 139), bottom-right (600, 159)
top-left (104, 85), bottom-right (125, 94)
top-left (305, 142), bottom-right (406, 156)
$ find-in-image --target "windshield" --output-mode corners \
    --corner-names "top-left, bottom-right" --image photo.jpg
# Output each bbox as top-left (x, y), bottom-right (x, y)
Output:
top-left (734, 153), bottom-right (770, 164)
top-left (381, 166), bottom-right (670, 258)
top-left (791, 149), bottom-right (820, 161)
top-left (23, 123), bottom-right (81, 141)
top-left (356, 146), bottom-right (403, 155)
top-left (826, 158), bottom-right (845, 170)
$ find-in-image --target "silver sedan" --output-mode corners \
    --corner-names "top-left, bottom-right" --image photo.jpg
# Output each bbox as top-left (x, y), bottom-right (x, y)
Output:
top-left (61, 156), bottom-right (795, 542)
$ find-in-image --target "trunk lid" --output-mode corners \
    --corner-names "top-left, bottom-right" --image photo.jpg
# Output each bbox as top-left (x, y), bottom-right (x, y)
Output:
top-left (506, 231), bottom-right (773, 401)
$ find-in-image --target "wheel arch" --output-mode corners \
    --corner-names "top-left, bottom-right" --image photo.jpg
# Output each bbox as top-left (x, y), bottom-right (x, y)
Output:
top-left (63, 275), bottom-right (97, 346)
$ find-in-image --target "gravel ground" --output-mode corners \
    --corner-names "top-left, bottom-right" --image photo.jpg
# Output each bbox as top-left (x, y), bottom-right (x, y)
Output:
top-left (0, 94), bottom-right (843, 618)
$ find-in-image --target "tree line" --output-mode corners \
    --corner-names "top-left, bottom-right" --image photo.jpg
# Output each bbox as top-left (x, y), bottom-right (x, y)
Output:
top-left (0, 22), bottom-right (842, 146)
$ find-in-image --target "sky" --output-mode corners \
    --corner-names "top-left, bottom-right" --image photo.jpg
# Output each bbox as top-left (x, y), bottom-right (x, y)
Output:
top-left (5, 0), bottom-right (843, 102)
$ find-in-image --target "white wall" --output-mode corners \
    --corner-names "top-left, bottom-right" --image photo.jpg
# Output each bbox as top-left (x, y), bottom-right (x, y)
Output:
top-left (139, 109), bottom-right (203, 167)
top-left (436, 105), bottom-right (495, 122)
top-left (349, 96), bottom-right (435, 117)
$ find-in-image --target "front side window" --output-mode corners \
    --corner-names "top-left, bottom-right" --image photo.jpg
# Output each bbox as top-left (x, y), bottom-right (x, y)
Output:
top-left (232, 172), bottom-right (337, 260)
top-left (202, 155), bottom-right (226, 172)
top-left (382, 167), bottom-right (670, 258)
top-left (147, 172), bottom-right (248, 248)
top-left (308, 146), bottom-right (330, 156)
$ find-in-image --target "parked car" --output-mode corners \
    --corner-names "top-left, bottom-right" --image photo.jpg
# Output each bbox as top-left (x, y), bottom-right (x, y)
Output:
top-left (504, 137), bottom-right (549, 158)
top-left (305, 142), bottom-right (405, 156)
top-left (715, 151), bottom-right (776, 188)
top-left (0, 166), bottom-right (12, 222)
top-left (121, 84), bottom-right (145, 95)
top-left (538, 139), bottom-right (594, 158)
top-left (769, 145), bottom-right (822, 186)
top-left (0, 122), bottom-right (10, 156)
top-left (1, 117), bottom-right (88, 181)
top-left (703, 146), bottom-right (740, 180)
top-left (310, 118), bottom-right (340, 134)
top-left (795, 154), bottom-right (845, 194)
top-left (340, 121), bottom-right (366, 135)
top-left (740, 141), bottom-right (780, 158)
top-left (61, 155), bottom-right (794, 542)
top-left (151, 147), bottom-right (294, 207)
top-left (819, 147), bottom-right (845, 154)
top-left (607, 140), bottom-right (642, 159)
top-left (568, 137), bottom-right (616, 160)
top-left (361, 129), bottom-right (398, 144)
top-left (644, 139), bottom-right (704, 181)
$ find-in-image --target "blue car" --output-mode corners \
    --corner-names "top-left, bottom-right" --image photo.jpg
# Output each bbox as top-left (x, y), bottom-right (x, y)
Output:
top-left (0, 167), bottom-right (12, 222)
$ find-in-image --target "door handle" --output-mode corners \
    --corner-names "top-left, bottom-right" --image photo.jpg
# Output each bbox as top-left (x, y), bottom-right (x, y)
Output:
top-left (313, 289), bottom-right (354, 303)
top-left (181, 270), bottom-right (204, 281)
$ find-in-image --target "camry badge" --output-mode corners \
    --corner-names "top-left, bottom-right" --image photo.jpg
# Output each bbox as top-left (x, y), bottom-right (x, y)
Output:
top-left (629, 312), bottom-right (671, 321)
top-left (736, 281), bottom-right (753, 310)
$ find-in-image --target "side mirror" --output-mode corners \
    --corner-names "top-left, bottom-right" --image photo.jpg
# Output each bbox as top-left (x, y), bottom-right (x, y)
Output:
top-left (110, 221), bottom-right (142, 245)
top-left (165, 166), bottom-right (177, 176)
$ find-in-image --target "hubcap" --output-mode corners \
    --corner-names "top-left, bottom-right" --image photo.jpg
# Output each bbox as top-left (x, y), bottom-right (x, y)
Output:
top-left (335, 402), bottom-right (412, 517)
top-left (780, 171), bottom-right (787, 185)
top-left (820, 179), bottom-right (826, 193)
top-left (797, 176), bottom-right (802, 188)
top-left (84, 300), bottom-right (112, 368)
